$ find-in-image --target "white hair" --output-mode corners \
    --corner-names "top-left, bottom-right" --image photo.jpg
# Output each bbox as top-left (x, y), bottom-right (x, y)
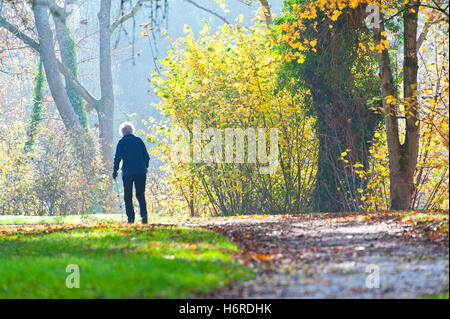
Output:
top-left (119, 122), bottom-right (134, 136)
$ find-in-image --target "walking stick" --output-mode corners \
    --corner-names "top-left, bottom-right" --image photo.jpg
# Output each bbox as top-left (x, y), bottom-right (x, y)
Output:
top-left (114, 178), bottom-right (124, 223)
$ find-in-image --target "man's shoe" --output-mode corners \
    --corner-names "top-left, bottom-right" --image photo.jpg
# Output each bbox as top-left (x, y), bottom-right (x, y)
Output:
top-left (142, 218), bottom-right (148, 224)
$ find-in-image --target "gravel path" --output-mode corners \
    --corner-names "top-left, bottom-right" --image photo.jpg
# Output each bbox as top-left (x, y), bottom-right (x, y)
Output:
top-left (184, 214), bottom-right (449, 298)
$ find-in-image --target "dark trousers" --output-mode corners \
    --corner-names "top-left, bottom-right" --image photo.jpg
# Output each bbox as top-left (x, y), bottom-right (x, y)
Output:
top-left (122, 173), bottom-right (147, 223)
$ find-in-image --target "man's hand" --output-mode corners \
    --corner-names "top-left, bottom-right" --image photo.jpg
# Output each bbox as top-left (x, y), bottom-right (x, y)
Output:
top-left (112, 171), bottom-right (118, 179)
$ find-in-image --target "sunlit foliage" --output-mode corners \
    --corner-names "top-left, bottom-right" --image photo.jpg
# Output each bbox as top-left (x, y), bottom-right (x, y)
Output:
top-left (149, 22), bottom-right (318, 216)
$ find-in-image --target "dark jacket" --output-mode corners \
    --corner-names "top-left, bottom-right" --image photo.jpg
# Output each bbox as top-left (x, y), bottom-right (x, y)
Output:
top-left (113, 134), bottom-right (150, 177)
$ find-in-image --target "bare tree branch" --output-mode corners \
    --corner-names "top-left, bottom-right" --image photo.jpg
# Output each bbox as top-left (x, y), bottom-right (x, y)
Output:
top-left (184, 0), bottom-right (231, 25)
top-left (420, 2), bottom-right (449, 18)
top-left (417, 20), bottom-right (432, 50)
top-left (418, 0), bottom-right (445, 49)
top-left (0, 14), bottom-right (99, 108)
top-left (0, 16), bottom-right (39, 51)
top-left (58, 60), bottom-right (98, 107)
top-left (111, 0), bottom-right (152, 33)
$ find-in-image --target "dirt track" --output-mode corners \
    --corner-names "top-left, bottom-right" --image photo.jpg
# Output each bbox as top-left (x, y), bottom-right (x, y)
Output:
top-left (182, 214), bottom-right (449, 298)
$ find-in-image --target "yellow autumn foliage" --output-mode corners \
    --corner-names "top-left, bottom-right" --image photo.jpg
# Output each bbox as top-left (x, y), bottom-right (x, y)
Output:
top-left (148, 23), bottom-right (319, 216)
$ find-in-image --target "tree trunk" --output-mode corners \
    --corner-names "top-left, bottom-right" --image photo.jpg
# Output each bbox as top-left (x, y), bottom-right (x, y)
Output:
top-left (393, 0), bottom-right (420, 210)
top-left (188, 181), bottom-right (195, 217)
top-left (258, 0), bottom-right (272, 27)
top-left (98, 0), bottom-right (115, 165)
top-left (33, 0), bottom-right (97, 163)
top-left (52, 1), bottom-right (89, 132)
top-left (32, 0), bottom-right (81, 133)
top-left (374, 3), bottom-right (420, 210)
top-left (98, 109), bottom-right (114, 163)
top-left (305, 9), bottom-right (379, 212)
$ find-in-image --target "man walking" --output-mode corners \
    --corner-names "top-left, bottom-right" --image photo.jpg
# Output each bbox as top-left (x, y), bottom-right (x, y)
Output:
top-left (113, 122), bottom-right (150, 224)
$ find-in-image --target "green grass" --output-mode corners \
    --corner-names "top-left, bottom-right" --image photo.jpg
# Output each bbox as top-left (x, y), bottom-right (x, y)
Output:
top-left (422, 291), bottom-right (449, 299)
top-left (0, 224), bottom-right (252, 298)
top-left (0, 214), bottom-right (174, 225)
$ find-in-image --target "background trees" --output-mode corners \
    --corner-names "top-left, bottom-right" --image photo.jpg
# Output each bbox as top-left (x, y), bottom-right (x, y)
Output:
top-left (1, 0), bottom-right (169, 164)
top-left (0, 0), bottom-right (448, 216)
top-left (277, 0), bottom-right (448, 211)
top-left (0, 0), bottom-right (288, 216)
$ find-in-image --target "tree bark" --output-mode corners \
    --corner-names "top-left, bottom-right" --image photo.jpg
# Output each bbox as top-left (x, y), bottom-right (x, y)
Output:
top-left (32, 0), bottom-right (81, 133)
top-left (98, 0), bottom-right (115, 165)
top-left (50, 0), bottom-right (89, 131)
top-left (258, 0), bottom-right (272, 27)
top-left (374, 2), bottom-right (420, 210)
top-left (395, 0), bottom-right (420, 210)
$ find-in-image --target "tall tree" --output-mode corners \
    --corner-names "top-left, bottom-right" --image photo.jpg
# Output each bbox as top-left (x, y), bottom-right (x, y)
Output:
top-left (277, 1), bottom-right (380, 212)
top-left (97, 0), bottom-right (115, 164)
top-left (49, 0), bottom-right (89, 132)
top-left (276, 0), bottom-right (448, 210)
top-left (32, 0), bottom-right (82, 133)
top-left (370, 0), bottom-right (446, 209)
top-left (1, 0), bottom-right (167, 164)
top-left (373, 1), bottom-right (420, 210)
